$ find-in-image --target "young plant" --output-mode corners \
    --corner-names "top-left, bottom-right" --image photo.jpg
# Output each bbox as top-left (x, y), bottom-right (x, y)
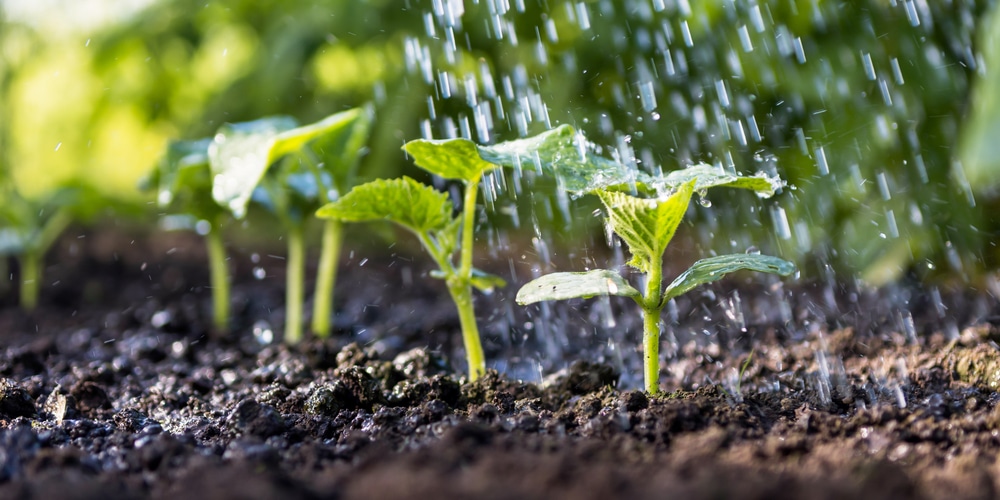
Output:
top-left (316, 139), bottom-right (508, 381)
top-left (516, 179), bottom-right (794, 394)
top-left (0, 182), bottom-right (117, 310)
top-left (209, 107), bottom-right (372, 343)
top-left (145, 138), bottom-right (233, 332)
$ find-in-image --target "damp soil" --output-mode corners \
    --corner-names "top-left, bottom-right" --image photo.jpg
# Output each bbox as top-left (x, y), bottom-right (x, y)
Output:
top-left (2, 229), bottom-right (1000, 499)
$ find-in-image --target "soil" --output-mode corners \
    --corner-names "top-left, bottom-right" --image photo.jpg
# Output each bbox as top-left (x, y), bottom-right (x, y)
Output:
top-left (2, 228), bottom-right (1000, 499)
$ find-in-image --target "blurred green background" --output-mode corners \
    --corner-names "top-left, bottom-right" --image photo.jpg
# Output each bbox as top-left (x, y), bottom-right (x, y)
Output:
top-left (2, 0), bottom-right (999, 284)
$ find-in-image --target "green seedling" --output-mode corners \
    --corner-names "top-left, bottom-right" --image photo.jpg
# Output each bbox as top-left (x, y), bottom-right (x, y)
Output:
top-left (0, 182), bottom-right (117, 310)
top-left (480, 125), bottom-right (794, 394)
top-left (517, 181), bottom-right (794, 393)
top-left (317, 139), bottom-right (508, 381)
top-left (145, 138), bottom-right (233, 332)
top-left (209, 106), bottom-right (372, 343)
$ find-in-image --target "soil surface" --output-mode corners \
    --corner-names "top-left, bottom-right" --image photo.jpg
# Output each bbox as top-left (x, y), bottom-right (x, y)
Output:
top-left (2, 229), bottom-right (1000, 499)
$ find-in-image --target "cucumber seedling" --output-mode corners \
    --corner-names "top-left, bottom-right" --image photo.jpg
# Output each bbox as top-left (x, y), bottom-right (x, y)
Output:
top-left (517, 179), bottom-right (794, 394)
top-left (209, 106), bottom-right (373, 343)
top-left (0, 182), bottom-right (122, 310)
top-left (145, 138), bottom-right (233, 332)
top-left (317, 138), bottom-right (508, 381)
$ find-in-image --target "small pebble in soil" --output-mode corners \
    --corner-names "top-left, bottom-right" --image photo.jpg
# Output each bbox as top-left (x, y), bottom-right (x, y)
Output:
top-left (0, 378), bottom-right (36, 419)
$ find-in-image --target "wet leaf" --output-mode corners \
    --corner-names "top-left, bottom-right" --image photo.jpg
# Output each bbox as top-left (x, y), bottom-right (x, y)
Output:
top-left (597, 180), bottom-right (695, 273)
top-left (209, 116), bottom-right (299, 219)
top-left (316, 176), bottom-right (454, 235)
top-left (403, 138), bottom-right (500, 183)
top-left (663, 254), bottom-right (796, 302)
top-left (148, 138), bottom-right (222, 222)
top-left (209, 108), bottom-right (373, 219)
top-left (652, 164), bottom-right (784, 197)
top-left (516, 269), bottom-right (640, 305)
top-left (478, 124), bottom-right (641, 195)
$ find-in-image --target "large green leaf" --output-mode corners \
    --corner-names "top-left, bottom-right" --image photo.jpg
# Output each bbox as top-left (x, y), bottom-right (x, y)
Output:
top-left (209, 116), bottom-right (299, 219)
top-left (475, 125), bottom-right (782, 198)
top-left (403, 138), bottom-right (500, 183)
top-left (209, 108), bottom-right (373, 219)
top-left (597, 180), bottom-right (695, 273)
top-left (478, 124), bottom-right (641, 195)
top-left (516, 269), bottom-right (640, 305)
top-left (316, 176), bottom-right (454, 235)
top-left (652, 164), bottom-right (784, 197)
top-left (663, 254), bottom-right (796, 302)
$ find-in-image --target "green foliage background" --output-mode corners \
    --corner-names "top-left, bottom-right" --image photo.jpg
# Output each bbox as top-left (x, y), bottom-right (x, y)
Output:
top-left (2, 0), bottom-right (999, 283)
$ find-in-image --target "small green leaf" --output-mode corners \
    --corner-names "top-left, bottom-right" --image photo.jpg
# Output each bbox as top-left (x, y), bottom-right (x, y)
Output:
top-left (403, 138), bottom-right (500, 183)
top-left (516, 269), bottom-right (640, 305)
top-left (150, 138), bottom-right (225, 223)
top-left (470, 268), bottom-right (507, 292)
top-left (316, 176), bottom-right (454, 234)
top-left (597, 180), bottom-right (695, 272)
top-left (663, 254), bottom-right (796, 302)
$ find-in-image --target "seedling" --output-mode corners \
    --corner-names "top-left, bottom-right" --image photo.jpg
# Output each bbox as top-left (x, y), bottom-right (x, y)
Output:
top-left (0, 182), bottom-right (116, 310)
top-left (317, 139), bottom-right (507, 381)
top-left (145, 138), bottom-right (233, 332)
top-left (209, 107), bottom-right (372, 343)
top-left (516, 181), bottom-right (794, 394)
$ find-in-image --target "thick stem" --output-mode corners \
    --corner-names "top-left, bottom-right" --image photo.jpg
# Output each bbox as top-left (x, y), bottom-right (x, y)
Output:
top-left (19, 251), bottom-right (40, 310)
top-left (285, 223), bottom-right (306, 344)
top-left (642, 259), bottom-right (664, 394)
top-left (205, 229), bottom-right (230, 333)
top-left (459, 177), bottom-right (480, 277)
top-left (448, 283), bottom-right (486, 381)
top-left (311, 219), bottom-right (343, 337)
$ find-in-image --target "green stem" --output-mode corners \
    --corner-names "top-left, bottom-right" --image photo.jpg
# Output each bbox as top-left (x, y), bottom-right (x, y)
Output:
top-left (642, 259), bottom-right (665, 394)
top-left (205, 228), bottom-right (230, 333)
top-left (459, 177), bottom-right (480, 277)
top-left (311, 218), bottom-right (342, 337)
top-left (19, 251), bottom-right (40, 310)
top-left (452, 176), bottom-right (485, 380)
top-left (448, 282), bottom-right (485, 380)
top-left (285, 223), bottom-right (306, 344)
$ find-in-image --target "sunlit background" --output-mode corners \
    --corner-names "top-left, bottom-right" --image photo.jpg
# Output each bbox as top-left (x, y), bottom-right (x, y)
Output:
top-left (2, 0), bottom-right (999, 285)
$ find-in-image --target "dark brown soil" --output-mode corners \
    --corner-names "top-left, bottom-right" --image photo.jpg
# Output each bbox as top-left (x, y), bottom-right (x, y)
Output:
top-left (2, 229), bottom-right (1000, 499)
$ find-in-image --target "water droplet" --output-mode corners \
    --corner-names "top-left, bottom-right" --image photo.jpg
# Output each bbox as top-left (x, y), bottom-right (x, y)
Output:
top-left (253, 320), bottom-right (274, 345)
top-left (253, 267), bottom-right (266, 280)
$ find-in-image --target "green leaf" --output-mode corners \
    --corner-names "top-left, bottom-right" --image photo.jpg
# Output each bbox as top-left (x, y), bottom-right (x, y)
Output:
top-left (310, 107), bottom-right (374, 195)
top-left (209, 109), bottom-right (373, 219)
top-left (209, 116), bottom-right (300, 219)
top-left (663, 254), bottom-right (796, 302)
top-left (474, 126), bottom-right (782, 199)
top-left (477, 124), bottom-right (642, 195)
top-left (403, 138), bottom-right (500, 183)
top-left (597, 180), bottom-right (695, 272)
top-left (651, 163), bottom-right (784, 197)
top-left (149, 138), bottom-right (225, 223)
top-left (316, 176), bottom-right (454, 235)
top-left (516, 269), bottom-right (640, 305)
top-left (470, 268), bottom-right (507, 292)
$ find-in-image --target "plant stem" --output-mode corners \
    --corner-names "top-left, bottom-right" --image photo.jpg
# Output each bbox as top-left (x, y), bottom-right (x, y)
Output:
top-left (311, 218), bottom-right (342, 337)
top-left (19, 251), bottom-right (40, 310)
top-left (285, 223), bottom-right (306, 344)
top-left (642, 259), bottom-right (664, 394)
top-left (451, 176), bottom-right (485, 380)
top-left (204, 228), bottom-right (230, 333)
top-left (448, 282), bottom-right (485, 380)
